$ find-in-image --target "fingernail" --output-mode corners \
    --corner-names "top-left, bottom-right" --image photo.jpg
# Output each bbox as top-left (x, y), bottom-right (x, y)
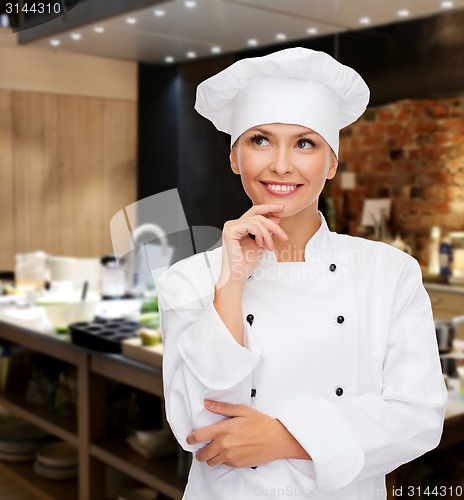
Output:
top-left (204, 400), bottom-right (215, 409)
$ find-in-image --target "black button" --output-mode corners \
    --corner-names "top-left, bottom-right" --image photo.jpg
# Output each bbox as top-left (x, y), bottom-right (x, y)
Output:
top-left (251, 388), bottom-right (256, 398)
top-left (329, 263), bottom-right (337, 272)
top-left (251, 466), bottom-right (258, 470)
top-left (246, 314), bottom-right (254, 326)
top-left (337, 315), bottom-right (345, 324)
top-left (247, 275), bottom-right (253, 280)
top-left (335, 387), bottom-right (344, 396)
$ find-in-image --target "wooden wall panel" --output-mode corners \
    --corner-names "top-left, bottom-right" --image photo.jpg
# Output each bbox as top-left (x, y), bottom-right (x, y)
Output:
top-left (58, 95), bottom-right (79, 257)
top-left (80, 98), bottom-right (105, 257)
top-left (12, 92), bottom-right (46, 255)
top-left (0, 91), bottom-right (14, 269)
top-left (43, 94), bottom-right (61, 254)
top-left (0, 91), bottom-right (136, 270)
top-left (0, 45), bottom-right (137, 100)
top-left (102, 100), bottom-right (138, 252)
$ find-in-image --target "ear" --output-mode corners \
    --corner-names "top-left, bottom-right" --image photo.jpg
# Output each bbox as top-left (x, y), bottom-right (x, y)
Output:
top-left (326, 151), bottom-right (338, 180)
top-left (229, 147), bottom-right (240, 175)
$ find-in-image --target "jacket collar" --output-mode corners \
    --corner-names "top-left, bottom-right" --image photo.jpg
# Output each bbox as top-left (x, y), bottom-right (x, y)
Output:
top-left (261, 211), bottom-right (332, 264)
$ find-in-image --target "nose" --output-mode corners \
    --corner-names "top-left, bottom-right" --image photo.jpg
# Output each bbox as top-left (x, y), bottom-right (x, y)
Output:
top-left (270, 146), bottom-right (293, 175)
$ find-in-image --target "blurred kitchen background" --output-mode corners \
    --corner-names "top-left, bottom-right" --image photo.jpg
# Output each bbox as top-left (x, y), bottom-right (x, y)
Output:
top-left (0, 1), bottom-right (464, 499)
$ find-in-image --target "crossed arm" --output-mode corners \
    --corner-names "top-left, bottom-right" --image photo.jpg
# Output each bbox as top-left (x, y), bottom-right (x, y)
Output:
top-left (187, 399), bottom-right (311, 468)
top-left (158, 257), bottom-right (447, 490)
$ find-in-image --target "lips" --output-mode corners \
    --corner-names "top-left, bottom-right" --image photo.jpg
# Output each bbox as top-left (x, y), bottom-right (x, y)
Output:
top-left (260, 181), bottom-right (303, 196)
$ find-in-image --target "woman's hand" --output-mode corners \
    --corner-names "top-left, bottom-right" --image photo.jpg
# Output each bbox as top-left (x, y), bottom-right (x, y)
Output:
top-left (186, 400), bottom-right (311, 468)
top-left (218, 203), bottom-right (288, 287)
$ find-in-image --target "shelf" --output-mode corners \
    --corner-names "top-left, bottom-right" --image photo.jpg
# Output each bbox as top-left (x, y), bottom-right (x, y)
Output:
top-left (0, 458), bottom-right (77, 500)
top-left (0, 393), bottom-right (78, 447)
top-left (91, 438), bottom-right (185, 500)
top-left (0, 320), bottom-right (82, 365)
top-left (90, 353), bottom-right (163, 397)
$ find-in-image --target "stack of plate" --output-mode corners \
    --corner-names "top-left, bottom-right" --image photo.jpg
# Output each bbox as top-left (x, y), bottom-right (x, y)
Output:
top-left (34, 441), bottom-right (78, 480)
top-left (0, 418), bottom-right (51, 462)
top-left (0, 440), bottom-right (37, 462)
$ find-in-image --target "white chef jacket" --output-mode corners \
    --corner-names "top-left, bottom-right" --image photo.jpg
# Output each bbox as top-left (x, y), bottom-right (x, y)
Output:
top-left (157, 213), bottom-right (447, 500)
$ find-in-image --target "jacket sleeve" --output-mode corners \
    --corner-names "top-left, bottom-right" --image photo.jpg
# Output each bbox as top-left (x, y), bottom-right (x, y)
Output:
top-left (275, 257), bottom-right (447, 491)
top-left (157, 255), bottom-right (262, 452)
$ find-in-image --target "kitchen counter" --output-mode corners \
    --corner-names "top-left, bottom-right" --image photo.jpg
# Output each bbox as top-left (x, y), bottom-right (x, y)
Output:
top-left (425, 282), bottom-right (464, 295)
top-left (0, 314), bottom-right (182, 500)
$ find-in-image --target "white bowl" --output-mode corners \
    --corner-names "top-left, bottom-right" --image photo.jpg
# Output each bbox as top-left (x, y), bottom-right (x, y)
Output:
top-left (36, 441), bottom-right (78, 468)
top-left (37, 298), bottom-right (100, 331)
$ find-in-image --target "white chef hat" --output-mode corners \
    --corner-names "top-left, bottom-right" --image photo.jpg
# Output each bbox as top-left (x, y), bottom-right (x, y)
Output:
top-left (194, 47), bottom-right (370, 157)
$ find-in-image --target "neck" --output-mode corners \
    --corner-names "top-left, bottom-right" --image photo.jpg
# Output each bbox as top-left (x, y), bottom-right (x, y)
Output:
top-left (272, 203), bottom-right (321, 262)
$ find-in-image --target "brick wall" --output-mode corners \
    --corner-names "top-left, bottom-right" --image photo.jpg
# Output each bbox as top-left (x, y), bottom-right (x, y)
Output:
top-left (331, 96), bottom-right (464, 265)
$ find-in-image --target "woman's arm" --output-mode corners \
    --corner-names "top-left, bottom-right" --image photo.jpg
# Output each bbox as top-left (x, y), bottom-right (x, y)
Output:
top-left (158, 204), bottom-right (287, 453)
top-left (157, 257), bottom-right (261, 453)
top-left (213, 280), bottom-right (245, 345)
top-left (188, 400), bottom-right (310, 467)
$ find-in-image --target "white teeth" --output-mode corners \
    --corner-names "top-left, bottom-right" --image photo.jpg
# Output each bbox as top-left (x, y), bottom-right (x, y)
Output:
top-left (265, 184), bottom-right (298, 192)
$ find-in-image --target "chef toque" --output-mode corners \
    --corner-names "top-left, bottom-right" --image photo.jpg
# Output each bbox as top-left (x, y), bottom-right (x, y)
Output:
top-left (194, 47), bottom-right (370, 157)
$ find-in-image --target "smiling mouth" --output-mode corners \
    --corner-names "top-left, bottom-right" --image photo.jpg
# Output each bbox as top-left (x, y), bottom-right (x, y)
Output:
top-left (260, 182), bottom-right (303, 193)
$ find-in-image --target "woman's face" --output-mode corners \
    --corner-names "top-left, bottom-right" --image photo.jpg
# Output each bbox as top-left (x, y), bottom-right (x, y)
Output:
top-left (229, 123), bottom-right (338, 217)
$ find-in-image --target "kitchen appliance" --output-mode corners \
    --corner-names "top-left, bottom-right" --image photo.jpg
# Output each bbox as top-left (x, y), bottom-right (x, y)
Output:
top-left (100, 255), bottom-right (127, 299)
top-left (435, 315), bottom-right (464, 354)
top-left (125, 223), bottom-right (174, 296)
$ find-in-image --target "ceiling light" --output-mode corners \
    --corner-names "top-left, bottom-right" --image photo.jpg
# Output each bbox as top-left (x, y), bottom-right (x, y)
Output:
top-left (186, 51), bottom-right (197, 59)
top-left (184, 1), bottom-right (196, 8)
top-left (165, 56), bottom-right (175, 63)
top-left (71, 33), bottom-right (81, 40)
top-left (126, 17), bottom-right (137, 25)
top-left (154, 9), bottom-right (165, 16)
top-left (397, 9), bottom-right (409, 17)
top-left (359, 17), bottom-right (370, 25)
top-left (94, 26), bottom-right (105, 33)
top-left (50, 39), bottom-right (61, 46)
top-left (275, 33), bottom-right (287, 41)
top-left (211, 46), bottom-right (221, 54)
top-left (441, 1), bottom-right (453, 7)
top-left (307, 27), bottom-right (318, 35)
top-left (247, 38), bottom-right (258, 46)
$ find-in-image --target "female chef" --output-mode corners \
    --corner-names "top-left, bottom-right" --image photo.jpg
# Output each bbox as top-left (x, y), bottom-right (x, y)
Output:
top-left (156, 47), bottom-right (447, 499)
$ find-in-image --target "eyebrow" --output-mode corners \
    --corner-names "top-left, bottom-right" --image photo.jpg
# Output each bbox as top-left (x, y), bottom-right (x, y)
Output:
top-left (250, 127), bottom-right (317, 138)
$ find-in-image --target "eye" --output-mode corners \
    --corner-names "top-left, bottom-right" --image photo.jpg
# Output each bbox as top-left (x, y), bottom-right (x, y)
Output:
top-left (251, 134), bottom-right (270, 146)
top-left (297, 138), bottom-right (316, 149)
